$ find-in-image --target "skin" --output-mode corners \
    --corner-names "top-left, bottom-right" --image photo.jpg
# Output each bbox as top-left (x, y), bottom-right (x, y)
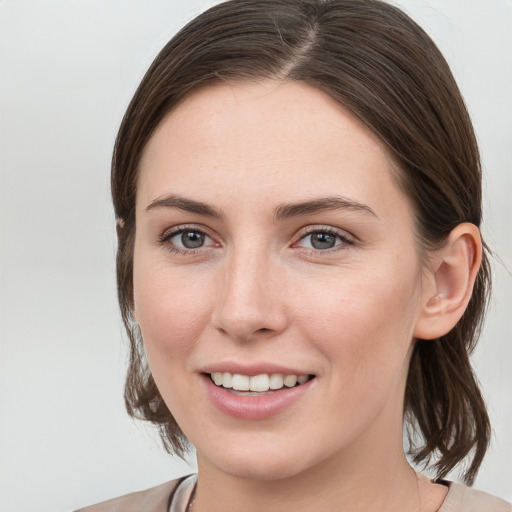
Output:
top-left (132, 81), bottom-right (480, 511)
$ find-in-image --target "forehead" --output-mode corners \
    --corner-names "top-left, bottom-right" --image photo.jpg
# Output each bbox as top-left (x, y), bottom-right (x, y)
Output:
top-left (137, 80), bottom-right (408, 220)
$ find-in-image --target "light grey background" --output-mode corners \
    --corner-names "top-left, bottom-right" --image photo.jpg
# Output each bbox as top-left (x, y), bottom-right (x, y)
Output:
top-left (0, 1), bottom-right (510, 511)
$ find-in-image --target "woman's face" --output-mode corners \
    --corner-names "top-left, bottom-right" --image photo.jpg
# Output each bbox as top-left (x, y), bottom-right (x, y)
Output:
top-left (133, 81), bottom-right (429, 480)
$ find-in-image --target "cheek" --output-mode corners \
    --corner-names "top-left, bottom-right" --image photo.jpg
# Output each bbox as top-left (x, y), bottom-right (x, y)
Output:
top-left (132, 258), bottom-right (214, 362)
top-left (132, 261), bottom-right (216, 419)
top-left (294, 260), bottom-right (420, 379)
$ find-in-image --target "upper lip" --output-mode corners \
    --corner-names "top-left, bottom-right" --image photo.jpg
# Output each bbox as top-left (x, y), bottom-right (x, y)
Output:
top-left (200, 362), bottom-right (314, 377)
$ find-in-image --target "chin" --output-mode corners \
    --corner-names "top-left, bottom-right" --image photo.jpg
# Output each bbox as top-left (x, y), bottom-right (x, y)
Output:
top-left (195, 434), bottom-right (327, 482)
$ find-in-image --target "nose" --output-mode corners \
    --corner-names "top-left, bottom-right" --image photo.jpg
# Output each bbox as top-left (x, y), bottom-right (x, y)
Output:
top-left (211, 246), bottom-right (288, 342)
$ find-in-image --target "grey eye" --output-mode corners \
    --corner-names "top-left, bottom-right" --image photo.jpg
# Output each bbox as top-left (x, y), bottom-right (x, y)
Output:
top-left (170, 230), bottom-right (211, 249)
top-left (309, 232), bottom-right (337, 250)
top-left (295, 229), bottom-right (352, 251)
top-left (181, 231), bottom-right (205, 248)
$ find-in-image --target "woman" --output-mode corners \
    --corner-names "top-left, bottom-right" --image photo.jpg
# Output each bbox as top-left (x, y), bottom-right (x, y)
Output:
top-left (78, 0), bottom-right (510, 510)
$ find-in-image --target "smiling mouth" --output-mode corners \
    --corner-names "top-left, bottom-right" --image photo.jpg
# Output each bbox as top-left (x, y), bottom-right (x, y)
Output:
top-left (208, 372), bottom-right (315, 395)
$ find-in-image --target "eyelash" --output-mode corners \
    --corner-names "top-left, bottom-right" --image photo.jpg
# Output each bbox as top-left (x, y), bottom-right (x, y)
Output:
top-left (158, 225), bottom-right (355, 256)
top-left (158, 225), bottom-right (216, 256)
top-left (295, 226), bottom-right (355, 254)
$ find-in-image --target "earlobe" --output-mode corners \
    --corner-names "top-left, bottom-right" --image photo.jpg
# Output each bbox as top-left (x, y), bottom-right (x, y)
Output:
top-left (414, 223), bottom-right (482, 340)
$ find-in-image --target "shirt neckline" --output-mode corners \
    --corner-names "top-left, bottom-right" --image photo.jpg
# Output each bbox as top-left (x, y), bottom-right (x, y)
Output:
top-left (168, 474), bottom-right (459, 512)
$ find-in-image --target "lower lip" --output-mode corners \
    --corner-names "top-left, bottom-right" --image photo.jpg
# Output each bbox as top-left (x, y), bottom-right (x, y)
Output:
top-left (201, 374), bottom-right (315, 421)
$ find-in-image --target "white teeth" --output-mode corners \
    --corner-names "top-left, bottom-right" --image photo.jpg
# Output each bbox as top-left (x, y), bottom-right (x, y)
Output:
top-left (232, 374), bottom-right (250, 391)
top-left (297, 375), bottom-right (308, 384)
top-left (211, 372), bottom-right (223, 385)
top-left (283, 375), bottom-right (297, 387)
top-left (269, 373), bottom-right (284, 390)
top-left (210, 372), bottom-right (311, 392)
top-left (221, 372), bottom-right (233, 388)
top-left (250, 374), bottom-right (270, 392)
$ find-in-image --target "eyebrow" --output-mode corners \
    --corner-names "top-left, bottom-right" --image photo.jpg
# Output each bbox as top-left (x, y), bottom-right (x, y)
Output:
top-left (145, 194), bottom-right (225, 219)
top-left (273, 196), bottom-right (377, 220)
top-left (145, 194), bottom-right (377, 220)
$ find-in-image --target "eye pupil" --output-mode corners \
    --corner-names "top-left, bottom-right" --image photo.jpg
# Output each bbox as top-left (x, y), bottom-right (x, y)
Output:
top-left (181, 231), bottom-right (205, 248)
top-left (311, 232), bottom-right (336, 249)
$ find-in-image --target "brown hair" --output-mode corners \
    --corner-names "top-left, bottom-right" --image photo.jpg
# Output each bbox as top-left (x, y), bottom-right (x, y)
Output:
top-left (112, 0), bottom-right (491, 484)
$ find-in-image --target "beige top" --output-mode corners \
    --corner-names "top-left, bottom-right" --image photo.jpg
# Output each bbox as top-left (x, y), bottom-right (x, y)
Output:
top-left (76, 474), bottom-right (511, 512)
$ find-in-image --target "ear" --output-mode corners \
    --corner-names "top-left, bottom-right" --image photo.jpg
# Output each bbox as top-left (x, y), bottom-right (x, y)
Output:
top-left (116, 217), bottom-right (125, 238)
top-left (414, 223), bottom-right (482, 340)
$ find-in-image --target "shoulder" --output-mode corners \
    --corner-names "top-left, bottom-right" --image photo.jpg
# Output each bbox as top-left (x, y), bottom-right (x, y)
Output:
top-left (440, 481), bottom-right (511, 512)
top-left (74, 476), bottom-right (187, 512)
